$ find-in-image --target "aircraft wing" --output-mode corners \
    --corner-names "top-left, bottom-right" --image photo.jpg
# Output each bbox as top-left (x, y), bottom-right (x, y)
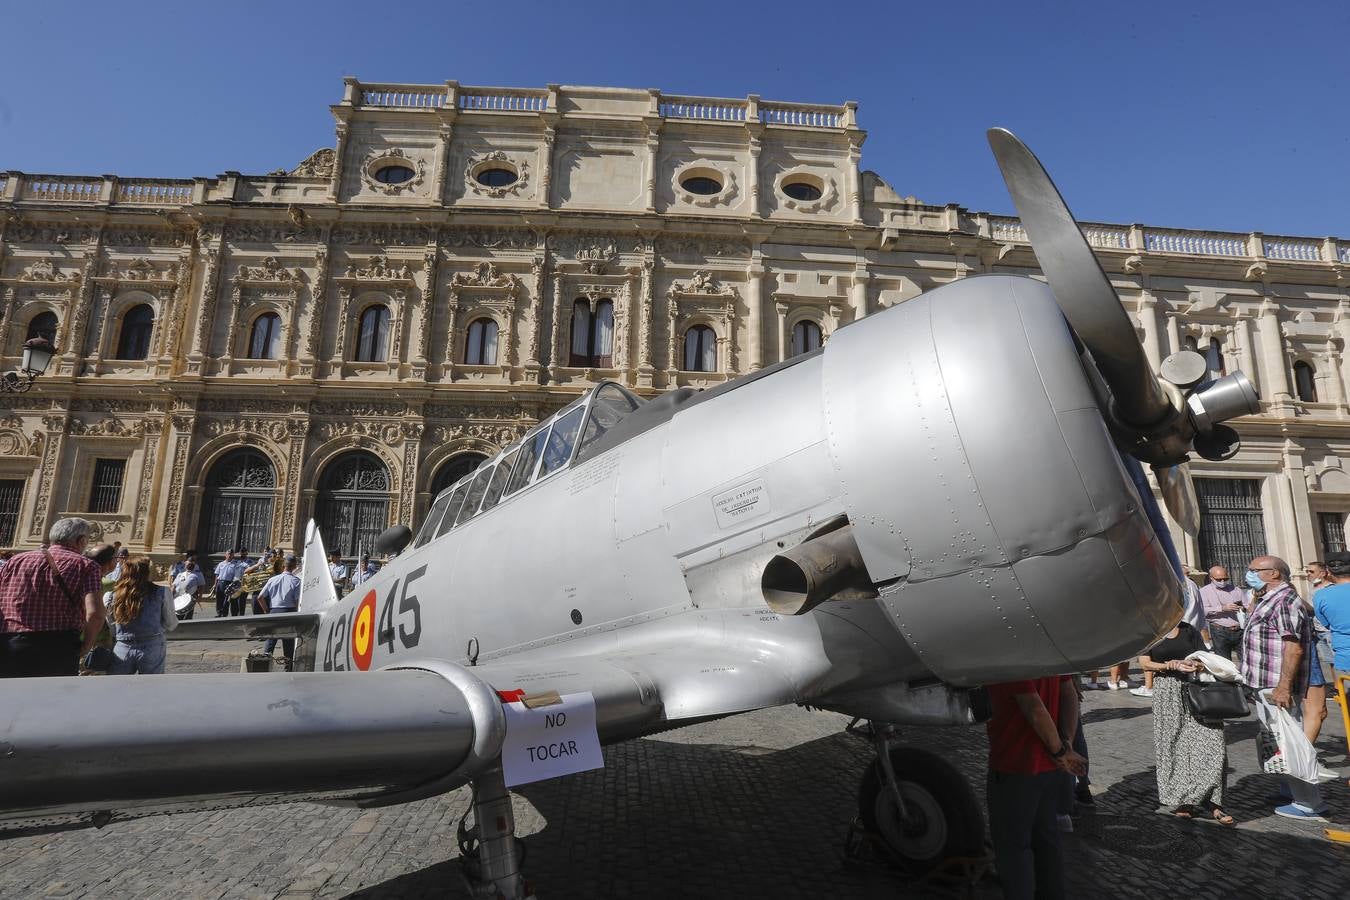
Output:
top-left (0, 638), bottom-right (798, 834)
top-left (167, 610), bottom-right (321, 640)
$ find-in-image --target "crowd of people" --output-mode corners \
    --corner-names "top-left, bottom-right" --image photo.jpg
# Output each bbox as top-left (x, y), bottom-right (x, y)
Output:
top-left (986, 552), bottom-right (1350, 899)
top-left (0, 517), bottom-right (388, 677)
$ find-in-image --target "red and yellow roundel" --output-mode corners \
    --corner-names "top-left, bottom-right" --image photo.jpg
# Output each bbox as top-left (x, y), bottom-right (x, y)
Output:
top-left (351, 590), bottom-right (377, 671)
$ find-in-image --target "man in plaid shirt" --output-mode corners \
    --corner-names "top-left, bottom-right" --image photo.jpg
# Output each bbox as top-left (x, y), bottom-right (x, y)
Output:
top-left (0, 517), bottom-right (106, 678)
top-left (1241, 554), bottom-right (1326, 820)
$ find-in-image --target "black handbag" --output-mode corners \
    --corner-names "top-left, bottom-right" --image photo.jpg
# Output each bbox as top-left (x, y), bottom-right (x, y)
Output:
top-left (1183, 674), bottom-right (1250, 720)
top-left (82, 645), bottom-right (115, 672)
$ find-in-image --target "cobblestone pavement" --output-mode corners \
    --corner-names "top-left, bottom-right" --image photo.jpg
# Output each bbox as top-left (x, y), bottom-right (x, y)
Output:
top-left (2, 649), bottom-right (1348, 899)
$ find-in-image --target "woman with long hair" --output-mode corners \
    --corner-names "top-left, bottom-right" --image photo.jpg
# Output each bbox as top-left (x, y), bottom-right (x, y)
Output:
top-left (107, 556), bottom-right (177, 675)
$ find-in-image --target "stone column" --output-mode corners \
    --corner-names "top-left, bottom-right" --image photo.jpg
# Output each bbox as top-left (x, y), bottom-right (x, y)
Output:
top-left (28, 414), bottom-right (67, 542)
top-left (1281, 442), bottom-right (1317, 566)
top-left (397, 422), bottom-right (424, 526)
top-left (746, 256), bottom-right (765, 371)
top-left (433, 124), bottom-right (454, 202)
top-left (1164, 311), bottom-right (1181, 360)
top-left (1321, 347), bottom-right (1346, 410)
top-left (219, 278), bottom-right (244, 369)
top-left (539, 122), bottom-right (557, 209)
top-left (188, 246), bottom-right (223, 374)
top-left (301, 247), bottom-right (330, 376)
top-left (774, 301), bottom-right (789, 363)
top-left (526, 255), bottom-right (545, 377)
top-left (278, 418), bottom-right (308, 547)
top-left (1136, 294), bottom-right (1163, 371)
top-left (1257, 299), bottom-right (1294, 411)
top-left (642, 121), bottom-right (660, 213)
top-left (637, 257), bottom-right (655, 387)
top-left (329, 122), bottom-right (350, 201)
top-left (158, 412), bottom-right (196, 548)
top-left (850, 267), bottom-right (869, 324)
top-left (846, 132), bottom-right (864, 224)
top-left (332, 286), bottom-right (354, 366)
top-left (745, 108), bottom-right (763, 218)
top-left (414, 249), bottom-right (437, 378)
top-left (1335, 301), bottom-right (1350, 407)
top-left (1234, 315), bottom-right (1258, 391)
top-left (549, 277), bottom-right (565, 381)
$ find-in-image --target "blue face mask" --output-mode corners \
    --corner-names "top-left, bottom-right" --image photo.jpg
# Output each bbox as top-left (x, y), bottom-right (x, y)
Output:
top-left (1245, 570), bottom-right (1265, 589)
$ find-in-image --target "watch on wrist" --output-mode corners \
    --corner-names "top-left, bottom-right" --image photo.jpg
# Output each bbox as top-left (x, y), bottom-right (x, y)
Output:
top-left (1050, 742), bottom-right (1068, 759)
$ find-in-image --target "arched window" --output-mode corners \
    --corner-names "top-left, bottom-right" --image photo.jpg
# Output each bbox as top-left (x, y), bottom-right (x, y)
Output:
top-left (247, 312), bottom-right (282, 360)
top-left (115, 304), bottom-right (154, 360)
top-left (791, 321), bottom-right (823, 357)
top-left (26, 311), bottom-right (58, 343)
top-left (315, 451), bottom-right (391, 559)
top-left (569, 298), bottom-right (613, 367)
top-left (199, 449), bottom-right (276, 564)
top-left (1204, 338), bottom-right (1226, 380)
top-left (1294, 361), bottom-right (1318, 403)
top-left (354, 304), bottom-right (390, 362)
top-left (683, 325), bottom-right (716, 372)
top-left (430, 452), bottom-right (488, 497)
top-left (465, 318), bottom-right (499, 366)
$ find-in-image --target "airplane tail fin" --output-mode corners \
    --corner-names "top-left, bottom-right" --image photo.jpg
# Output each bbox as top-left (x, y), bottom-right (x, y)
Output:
top-left (299, 519), bottom-right (339, 613)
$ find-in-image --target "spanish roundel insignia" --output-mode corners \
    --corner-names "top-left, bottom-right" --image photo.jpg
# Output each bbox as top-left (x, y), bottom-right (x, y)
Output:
top-left (351, 590), bottom-right (377, 671)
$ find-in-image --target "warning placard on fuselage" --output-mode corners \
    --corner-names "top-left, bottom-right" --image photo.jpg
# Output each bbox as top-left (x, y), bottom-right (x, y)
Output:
top-left (712, 478), bottom-right (770, 529)
top-left (501, 691), bottom-right (604, 787)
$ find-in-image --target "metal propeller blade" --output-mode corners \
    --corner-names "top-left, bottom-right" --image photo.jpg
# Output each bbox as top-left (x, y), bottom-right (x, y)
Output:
top-left (986, 128), bottom-right (1175, 432)
top-left (1154, 462), bottom-right (1200, 537)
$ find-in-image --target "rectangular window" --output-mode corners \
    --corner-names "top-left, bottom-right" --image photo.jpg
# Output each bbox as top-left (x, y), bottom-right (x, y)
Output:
top-left (1195, 478), bottom-right (1266, 578)
top-left (1318, 512), bottom-right (1347, 558)
top-left (89, 458), bottom-right (127, 514)
top-left (0, 479), bottom-right (23, 547)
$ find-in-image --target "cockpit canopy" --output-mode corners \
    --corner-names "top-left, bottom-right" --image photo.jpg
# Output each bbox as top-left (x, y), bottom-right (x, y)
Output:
top-left (412, 382), bottom-right (642, 548)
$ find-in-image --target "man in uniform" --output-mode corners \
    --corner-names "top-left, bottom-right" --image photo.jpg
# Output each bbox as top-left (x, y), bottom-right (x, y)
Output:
top-left (257, 556), bottom-right (301, 670)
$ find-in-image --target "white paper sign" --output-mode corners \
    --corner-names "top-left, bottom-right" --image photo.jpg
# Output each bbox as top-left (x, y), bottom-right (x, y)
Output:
top-left (500, 691), bottom-right (604, 787)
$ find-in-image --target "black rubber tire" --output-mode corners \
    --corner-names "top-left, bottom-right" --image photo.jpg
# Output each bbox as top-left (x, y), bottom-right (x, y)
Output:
top-left (857, 745), bottom-right (985, 873)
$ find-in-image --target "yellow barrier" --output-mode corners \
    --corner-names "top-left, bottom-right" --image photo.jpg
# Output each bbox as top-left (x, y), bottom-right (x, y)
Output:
top-left (1328, 674), bottom-right (1350, 844)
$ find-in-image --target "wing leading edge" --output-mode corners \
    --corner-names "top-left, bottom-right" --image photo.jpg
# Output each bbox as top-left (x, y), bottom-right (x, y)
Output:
top-left (0, 639), bottom-right (799, 833)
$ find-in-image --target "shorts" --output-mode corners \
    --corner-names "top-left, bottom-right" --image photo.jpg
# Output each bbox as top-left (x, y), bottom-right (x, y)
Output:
top-left (1309, 639), bottom-right (1327, 688)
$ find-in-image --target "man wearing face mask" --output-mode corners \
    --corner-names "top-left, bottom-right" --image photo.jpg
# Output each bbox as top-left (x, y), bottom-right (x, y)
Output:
top-left (1240, 555), bottom-right (1327, 821)
top-left (1199, 566), bottom-right (1245, 663)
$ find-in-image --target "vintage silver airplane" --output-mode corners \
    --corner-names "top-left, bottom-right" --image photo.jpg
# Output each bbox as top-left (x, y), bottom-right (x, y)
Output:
top-left (0, 131), bottom-right (1257, 898)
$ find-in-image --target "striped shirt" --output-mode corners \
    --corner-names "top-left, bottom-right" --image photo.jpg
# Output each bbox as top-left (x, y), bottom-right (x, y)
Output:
top-left (1240, 582), bottom-right (1311, 695)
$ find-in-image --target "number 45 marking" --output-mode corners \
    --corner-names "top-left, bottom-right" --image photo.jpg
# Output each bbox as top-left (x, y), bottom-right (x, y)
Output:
top-left (377, 564), bottom-right (424, 654)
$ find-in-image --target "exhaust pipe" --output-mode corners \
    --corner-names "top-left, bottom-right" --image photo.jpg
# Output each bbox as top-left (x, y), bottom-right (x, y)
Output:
top-left (762, 524), bottom-right (876, 616)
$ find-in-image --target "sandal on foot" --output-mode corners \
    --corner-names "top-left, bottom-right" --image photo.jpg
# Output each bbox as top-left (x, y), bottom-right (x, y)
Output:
top-left (1204, 803), bottom-right (1235, 826)
top-left (1171, 805), bottom-right (1197, 819)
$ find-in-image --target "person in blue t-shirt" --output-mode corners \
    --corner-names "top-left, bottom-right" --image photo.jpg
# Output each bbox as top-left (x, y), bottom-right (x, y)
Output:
top-left (1314, 551), bottom-right (1350, 687)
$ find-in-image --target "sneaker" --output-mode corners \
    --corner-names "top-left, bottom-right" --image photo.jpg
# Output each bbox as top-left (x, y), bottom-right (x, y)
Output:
top-left (1274, 803), bottom-right (1329, 822)
top-left (1129, 686), bottom-right (1154, 698)
top-left (1106, 681), bottom-right (1122, 690)
top-left (1056, 814), bottom-right (1074, 833)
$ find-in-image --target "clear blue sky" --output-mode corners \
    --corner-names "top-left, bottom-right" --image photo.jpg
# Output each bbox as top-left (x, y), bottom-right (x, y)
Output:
top-left (2, 0), bottom-right (1345, 237)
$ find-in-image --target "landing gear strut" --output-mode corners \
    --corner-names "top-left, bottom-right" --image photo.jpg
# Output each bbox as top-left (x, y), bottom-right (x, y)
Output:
top-left (458, 766), bottom-right (534, 899)
top-left (850, 721), bottom-right (986, 876)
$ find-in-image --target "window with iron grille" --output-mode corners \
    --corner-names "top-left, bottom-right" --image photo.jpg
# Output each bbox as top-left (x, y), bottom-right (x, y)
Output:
top-left (1195, 478), bottom-right (1267, 578)
top-left (0, 479), bottom-right (23, 547)
top-left (89, 459), bottom-right (126, 514)
top-left (1318, 512), bottom-right (1347, 558)
top-left (199, 449), bottom-right (276, 561)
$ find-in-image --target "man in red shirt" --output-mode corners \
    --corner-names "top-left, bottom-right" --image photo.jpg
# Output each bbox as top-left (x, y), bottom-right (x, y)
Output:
top-left (0, 517), bottom-right (106, 677)
top-left (986, 675), bottom-right (1086, 900)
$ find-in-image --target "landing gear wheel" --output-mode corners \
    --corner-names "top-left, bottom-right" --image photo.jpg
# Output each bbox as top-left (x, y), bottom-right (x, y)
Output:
top-left (857, 745), bottom-right (984, 874)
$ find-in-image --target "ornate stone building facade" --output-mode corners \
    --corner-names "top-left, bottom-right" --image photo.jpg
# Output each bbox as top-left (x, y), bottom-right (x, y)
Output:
top-left (1, 79), bottom-right (1348, 585)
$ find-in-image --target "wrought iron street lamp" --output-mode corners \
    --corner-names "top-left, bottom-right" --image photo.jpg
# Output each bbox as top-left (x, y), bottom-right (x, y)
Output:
top-left (1, 337), bottom-right (57, 393)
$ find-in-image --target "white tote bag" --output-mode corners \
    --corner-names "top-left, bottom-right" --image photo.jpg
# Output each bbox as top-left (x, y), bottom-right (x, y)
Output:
top-left (1253, 690), bottom-right (1319, 784)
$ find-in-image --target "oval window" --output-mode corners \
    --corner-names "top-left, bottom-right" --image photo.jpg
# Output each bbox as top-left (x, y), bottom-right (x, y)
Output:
top-left (681, 176), bottom-right (723, 196)
top-left (782, 180), bottom-right (823, 202)
top-left (374, 165), bottom-right (416, 185)
top-left (475, 167), bottom-right (518, 188)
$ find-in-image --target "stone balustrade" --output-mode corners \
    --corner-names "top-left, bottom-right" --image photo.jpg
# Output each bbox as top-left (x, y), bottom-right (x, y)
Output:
top-left (658, 95), bottom-right (748, 122)
top-left (758, 101), bottom-right (846, 128)
top-left (357, 83), bottom-right (449, 109)
top-left (1263, 237), bottom-right (1322, 261)
top-left (1145, 228), bottom-right (1248, 257)
top-left (23, 176), bottom-right (104, 202)
top-left (456, 86), bottom-right (549, 112)
top-left (115, 179), bottom-right (195, 205)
